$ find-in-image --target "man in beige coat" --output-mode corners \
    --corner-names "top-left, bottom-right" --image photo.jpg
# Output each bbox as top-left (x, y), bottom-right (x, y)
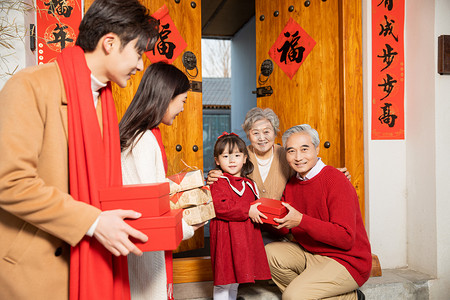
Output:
top-left (0, 0), bottom-right (158, 298)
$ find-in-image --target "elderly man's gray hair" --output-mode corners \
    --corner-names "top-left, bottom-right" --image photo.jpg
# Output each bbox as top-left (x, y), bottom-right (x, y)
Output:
top-left (242, 107), bottom-right (280, 135)
top-left (282, 124), bottom-right (320, 148)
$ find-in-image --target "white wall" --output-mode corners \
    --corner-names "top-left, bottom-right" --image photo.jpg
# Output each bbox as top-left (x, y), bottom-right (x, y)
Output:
top-left (431, 0), bottom-right (450, 297)
top-left (365, 0), bottom-right (450, 297)
top-left (230, 17), bottom-right (257, 141)
top-left (405, 0), bottom-right (437, 277)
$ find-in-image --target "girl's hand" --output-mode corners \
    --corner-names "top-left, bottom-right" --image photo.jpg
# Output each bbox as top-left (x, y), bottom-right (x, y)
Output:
top-left (273, 202), bottom-right (302, 229)
top-left (206, 169), bottom-right (223, 185)
top-left (249, 203), bottom-right (267, 224)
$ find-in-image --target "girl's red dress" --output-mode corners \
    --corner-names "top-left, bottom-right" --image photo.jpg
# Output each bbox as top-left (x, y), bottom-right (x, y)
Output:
top-left (209, 172), bottom-right (271, 285)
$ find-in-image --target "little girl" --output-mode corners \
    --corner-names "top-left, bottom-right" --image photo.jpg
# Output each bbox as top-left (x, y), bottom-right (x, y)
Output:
top-left (209, 132), bottom-right (271, 300)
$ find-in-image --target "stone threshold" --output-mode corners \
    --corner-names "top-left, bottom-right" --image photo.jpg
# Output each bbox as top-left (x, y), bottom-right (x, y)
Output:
top-left (174, 268), bottom-right (434, 300)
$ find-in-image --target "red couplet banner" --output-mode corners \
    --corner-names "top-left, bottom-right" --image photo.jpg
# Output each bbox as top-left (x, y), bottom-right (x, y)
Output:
top-left (35, 0), bottom-right (82, 64)
top-left (371, 0), bottom-right (405, 140)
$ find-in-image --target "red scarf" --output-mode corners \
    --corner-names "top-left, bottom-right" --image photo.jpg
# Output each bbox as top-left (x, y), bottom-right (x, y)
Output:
top-left (57, 46), bottom-right (130, 300)
top-left (151, 127), bottom-right (174, 300)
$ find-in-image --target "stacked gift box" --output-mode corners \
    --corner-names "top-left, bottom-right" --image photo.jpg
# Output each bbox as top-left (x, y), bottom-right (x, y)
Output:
top-left (99, 182), bottom-right (183, 252)
top-left (168, 170), bottom-right (216, 226)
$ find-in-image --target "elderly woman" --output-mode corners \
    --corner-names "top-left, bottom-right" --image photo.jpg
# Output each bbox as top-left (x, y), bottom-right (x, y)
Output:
top-left (207, 107), bottom-right (350, 243)
top-left (241, 107), bottom-right (292, 200)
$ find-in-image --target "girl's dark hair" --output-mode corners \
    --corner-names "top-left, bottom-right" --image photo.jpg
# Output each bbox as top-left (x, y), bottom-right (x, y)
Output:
top-left (213, 134), bottom-right (254, 178)
top-left (119, 62), bottom-right (190, 151)
top-left (76, 0), bottom-right (159, 53)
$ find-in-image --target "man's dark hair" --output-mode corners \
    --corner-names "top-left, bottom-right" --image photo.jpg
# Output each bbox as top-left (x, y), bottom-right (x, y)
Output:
top-left (76, 0), bottom-right (159, 53)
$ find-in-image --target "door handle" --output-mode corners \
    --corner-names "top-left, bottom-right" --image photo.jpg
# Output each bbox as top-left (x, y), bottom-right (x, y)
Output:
top-left (252, 86), bottom-right (273, 98)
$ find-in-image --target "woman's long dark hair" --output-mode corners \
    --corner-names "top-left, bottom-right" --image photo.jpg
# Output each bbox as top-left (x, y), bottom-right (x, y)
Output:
top-left (213, 134), bottom-right (254, 178)
top-left (119, 61), bottom-right (190, 151)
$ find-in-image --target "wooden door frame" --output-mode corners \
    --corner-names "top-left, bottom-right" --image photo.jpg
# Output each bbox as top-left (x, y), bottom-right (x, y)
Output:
top-left (340, 0), bottom-right (365, 221)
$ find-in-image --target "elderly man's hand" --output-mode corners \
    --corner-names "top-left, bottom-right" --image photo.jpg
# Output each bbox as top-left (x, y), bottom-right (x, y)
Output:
top-left (273, 202), bottom-right (302, 230)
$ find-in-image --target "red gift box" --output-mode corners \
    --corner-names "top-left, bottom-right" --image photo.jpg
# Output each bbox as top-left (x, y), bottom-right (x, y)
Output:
top-left (99, 183), bottom-right (170, 217)
top-left (251, 198), bottom-right (288, 225)
top-left (126, 209), bottom-right (183, 252)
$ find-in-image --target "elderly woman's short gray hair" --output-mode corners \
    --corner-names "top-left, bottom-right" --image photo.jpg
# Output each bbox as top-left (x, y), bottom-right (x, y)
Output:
top-left (282, 124), bottom-right (320, 148)
top-left (242, 107), bottom-right (280, 135)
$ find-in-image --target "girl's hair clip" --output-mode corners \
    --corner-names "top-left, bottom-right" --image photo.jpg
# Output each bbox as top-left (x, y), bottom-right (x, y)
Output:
top-left (217, 131), bottom-right (239, 139)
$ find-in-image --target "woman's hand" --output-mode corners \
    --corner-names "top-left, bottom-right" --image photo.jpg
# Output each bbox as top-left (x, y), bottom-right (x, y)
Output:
top-left (337, 167), bottom-right (351, 181)
top-left (191, 221), bottom-right (208, 231)
top-left (249, 202), bottom-right (267, 224)
top-left (206, 169), bottom-right (223, 185)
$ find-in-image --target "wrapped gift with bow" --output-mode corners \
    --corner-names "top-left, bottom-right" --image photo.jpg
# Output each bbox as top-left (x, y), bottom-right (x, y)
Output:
top-left (168, 169), bottom-right (204, 195)
top-left (170, 185), bottom-right (215, 225)
top-left (182, 200), bottom-right (216, 226)
top-left (169, 186), bottom-right (211, 209)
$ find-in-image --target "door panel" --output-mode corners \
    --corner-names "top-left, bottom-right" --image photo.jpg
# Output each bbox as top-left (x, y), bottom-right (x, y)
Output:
top-left (255, 0), bottom-right (340, 167)
top-left (255, 0), bottom-right (365, 217)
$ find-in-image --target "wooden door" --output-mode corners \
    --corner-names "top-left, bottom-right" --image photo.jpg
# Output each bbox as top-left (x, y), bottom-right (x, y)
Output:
top-left (255, 0), bottom-right (365, 218)
top-left (84, 0), bottom-right (206, 283)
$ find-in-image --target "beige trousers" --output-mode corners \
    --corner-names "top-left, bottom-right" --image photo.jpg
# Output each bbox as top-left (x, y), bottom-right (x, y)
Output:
top-left (265, 242), bottom-right (359, 300)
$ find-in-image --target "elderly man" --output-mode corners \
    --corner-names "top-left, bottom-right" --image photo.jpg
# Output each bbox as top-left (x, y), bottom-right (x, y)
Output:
top-left (265, 124), bottom-right (371, 300)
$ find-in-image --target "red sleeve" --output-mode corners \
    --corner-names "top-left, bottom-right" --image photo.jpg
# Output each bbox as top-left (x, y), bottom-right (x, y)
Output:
top-left (210, 179), bottom-right (249, 221)
top-left (296, 170), bottom-right (357, 250)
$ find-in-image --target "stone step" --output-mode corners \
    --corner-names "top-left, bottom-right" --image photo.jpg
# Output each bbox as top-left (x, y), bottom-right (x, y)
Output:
top-left (173, 268), bottom-right (433, 300)
top-left (360, 268), bottom-right (434, 300)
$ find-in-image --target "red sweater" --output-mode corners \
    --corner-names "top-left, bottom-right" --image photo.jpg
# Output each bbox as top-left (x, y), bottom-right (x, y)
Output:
top-left (280, 166), bottom-right (372, 286)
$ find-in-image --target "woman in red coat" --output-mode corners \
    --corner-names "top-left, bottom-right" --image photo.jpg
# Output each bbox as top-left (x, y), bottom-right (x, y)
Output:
top-left (209, 132), bottom-right (271, 300)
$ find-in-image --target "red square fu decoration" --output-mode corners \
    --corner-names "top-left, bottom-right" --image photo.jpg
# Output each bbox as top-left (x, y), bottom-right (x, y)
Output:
top-left (145, 4), bottom-right (187, 64)
top-left (269, 17), bottom-right (316, 79)
top-left (251, 198), bottom-right (288, 225)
